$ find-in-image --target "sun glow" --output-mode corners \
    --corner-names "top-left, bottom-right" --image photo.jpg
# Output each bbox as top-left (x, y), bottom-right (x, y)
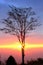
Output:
top-left (25, 44), bottom-right (43, 49)
top-left (0, 42), bottom-right (43, 50)
top-left (0, 43), bottom-right (22, 50)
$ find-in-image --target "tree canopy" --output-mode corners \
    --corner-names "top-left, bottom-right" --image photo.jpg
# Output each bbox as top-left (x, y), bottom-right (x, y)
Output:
top-left (0, 6), bottom-right (38, 45)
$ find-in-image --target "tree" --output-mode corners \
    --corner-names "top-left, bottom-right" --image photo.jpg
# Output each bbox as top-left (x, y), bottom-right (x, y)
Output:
top-left (6, 56), bottom-right (17, 65)
top-left (0, 6), bottom-right (39, 65)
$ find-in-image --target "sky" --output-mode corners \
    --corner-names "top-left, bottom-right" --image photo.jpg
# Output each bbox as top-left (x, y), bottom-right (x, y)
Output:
top-left (0, 0), bottom-right (43, 64)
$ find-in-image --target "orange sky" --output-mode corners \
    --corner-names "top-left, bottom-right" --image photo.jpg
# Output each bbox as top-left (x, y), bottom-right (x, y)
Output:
top-left (0, 33), bottom-right (43, 63)
top-left (0, 48), bottom-right (43, 63)
top-left (0, 33), bottom-right (43, 45)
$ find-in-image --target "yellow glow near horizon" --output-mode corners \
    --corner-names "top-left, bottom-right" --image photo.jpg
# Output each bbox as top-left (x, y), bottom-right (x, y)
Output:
top-left (25, 44), bottom-right (43, 49)
top-left (0, 43), bottom-right (22, 50)
top-left (0, 42), bottom-right (43, 50)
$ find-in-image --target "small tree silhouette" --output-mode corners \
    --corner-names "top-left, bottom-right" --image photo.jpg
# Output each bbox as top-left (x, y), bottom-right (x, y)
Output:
top-left (0, 6), bottom-right (39, 65)
top-left (6, 56), bottom-right (17, 65)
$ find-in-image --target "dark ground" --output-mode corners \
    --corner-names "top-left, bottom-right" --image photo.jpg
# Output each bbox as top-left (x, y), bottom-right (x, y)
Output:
top-left (0, 56), bottom-right (43, 65)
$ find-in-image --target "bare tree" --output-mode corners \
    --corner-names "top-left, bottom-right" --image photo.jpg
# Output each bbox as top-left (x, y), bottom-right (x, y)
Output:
top-left (0, 6), bottom-right (39, 65)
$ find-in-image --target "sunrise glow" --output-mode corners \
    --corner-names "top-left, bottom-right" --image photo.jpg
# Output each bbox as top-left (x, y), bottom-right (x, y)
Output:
top-left (0, 42), bottom-right (43, 50)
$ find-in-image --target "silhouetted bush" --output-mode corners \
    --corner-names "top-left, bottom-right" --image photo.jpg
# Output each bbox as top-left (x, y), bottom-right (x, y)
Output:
top-left (6, 56), bottom-right (17, 65)
top-left (0, 56), bottom-right (43, 65)
top-left (0, 61), bottom-right (1, 65)
top-left (27, 58), bottom-right (43, 65)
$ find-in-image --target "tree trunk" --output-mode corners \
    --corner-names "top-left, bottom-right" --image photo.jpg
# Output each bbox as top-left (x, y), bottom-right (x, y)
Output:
top-left (22, 47), bottom-right (24, 65)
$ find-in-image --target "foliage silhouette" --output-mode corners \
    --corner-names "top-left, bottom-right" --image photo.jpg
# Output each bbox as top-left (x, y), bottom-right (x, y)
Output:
top-left (0, 61), bottom-right (1, 65)
top-left (27, 58), bottom-right (43, 65)
top-left (6, 56), bottom-right (17, 65)
top-left (0, 6), bottom-right (39, 65)
top-left (0, 57), bottom-right (43, 65)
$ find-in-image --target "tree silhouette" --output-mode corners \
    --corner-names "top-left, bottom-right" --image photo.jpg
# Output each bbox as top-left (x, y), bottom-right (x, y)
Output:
top-left (27, 58), bottom-right (43, 65)
top-left (6, 56), bottom-right (17, 65)
top-left (0, 6), bottom-right (39, 65)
